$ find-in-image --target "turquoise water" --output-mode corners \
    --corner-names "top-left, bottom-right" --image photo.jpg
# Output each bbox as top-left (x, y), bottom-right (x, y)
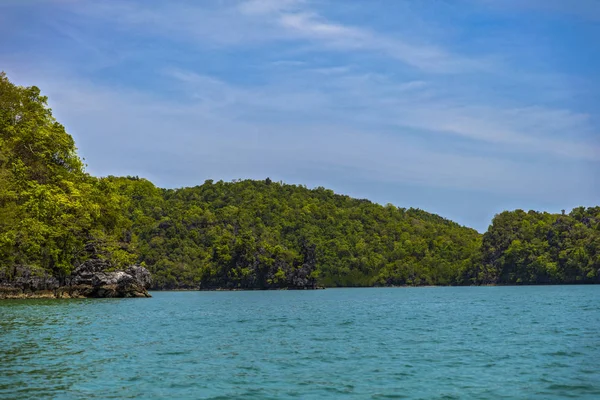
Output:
top-left (1, 287), bottom-right (599, 399)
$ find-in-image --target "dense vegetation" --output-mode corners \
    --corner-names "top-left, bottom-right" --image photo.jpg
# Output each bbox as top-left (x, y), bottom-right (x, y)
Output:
top-left (0, 72), bottom-right (135, 281)
top-left (477, 208), bottom-right (600, 285)
top-left (107, 177), bottom-right (481, 288)
top-left (1, 73), bottom-right (599, 288)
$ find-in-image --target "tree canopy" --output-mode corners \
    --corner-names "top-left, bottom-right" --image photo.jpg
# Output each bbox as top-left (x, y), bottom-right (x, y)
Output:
top-left (107, 177), bottom-right (481, 289)
top-left (478, 208), bottom-right (600, 285)
top-left (0, 72), bottom-right (134, 279)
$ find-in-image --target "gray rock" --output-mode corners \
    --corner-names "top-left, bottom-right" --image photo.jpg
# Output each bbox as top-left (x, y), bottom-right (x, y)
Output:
top-left (125, 265), bottom-right (152, 288)
top-left (91, 271), bottom-right (130, 287)
top-left (71, 262), bottom-right (151, 298)
top-left (70, 259), bottom-right (112, 285)
top-left (1, 262), bottom-right (152, 299)
top-left (0, 265), bottom-right (59, 291)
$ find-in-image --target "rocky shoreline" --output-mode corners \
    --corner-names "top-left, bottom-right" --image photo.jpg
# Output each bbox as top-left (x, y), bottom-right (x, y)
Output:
top-left (0, 260), bottom-right (152, 299)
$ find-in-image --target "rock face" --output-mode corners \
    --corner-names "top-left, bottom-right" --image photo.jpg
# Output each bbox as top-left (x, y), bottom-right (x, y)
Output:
top-left (125, 265), bottom-right (152, 289)
top-left (0, 266), bottom-right (60, 299)
top-left (0, 261), bottom-right (152, 299)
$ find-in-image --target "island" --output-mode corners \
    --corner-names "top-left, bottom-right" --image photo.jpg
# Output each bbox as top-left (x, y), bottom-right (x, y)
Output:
top-left (1, 72), bottom-right (598, 298)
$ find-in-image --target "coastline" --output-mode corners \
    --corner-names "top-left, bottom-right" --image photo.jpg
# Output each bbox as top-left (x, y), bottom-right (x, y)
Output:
top-left (146, 281), bottom-right (600, 293)
top-left (5, 282), bottom-right (599, 299)
top-left (0, 286), bottom-right (152, 300)
top-left (151, 286), bottom-right (326, 292)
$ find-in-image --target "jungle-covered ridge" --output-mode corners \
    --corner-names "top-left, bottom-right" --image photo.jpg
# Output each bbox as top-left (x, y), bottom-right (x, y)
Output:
top-left (1, 73), bottom-right (599, 289)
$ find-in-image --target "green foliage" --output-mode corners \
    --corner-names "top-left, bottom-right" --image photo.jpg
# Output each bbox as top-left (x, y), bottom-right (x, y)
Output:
top-left (109, 178), bottom-right (481, 289)
top-left (0, 72), bottom-right (134, 278)
top-left (478, 208), bottom-right (600, 284)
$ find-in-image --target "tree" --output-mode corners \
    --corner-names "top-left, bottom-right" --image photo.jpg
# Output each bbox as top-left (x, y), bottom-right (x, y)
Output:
top-left (0, 72), bottom-right (134, 278)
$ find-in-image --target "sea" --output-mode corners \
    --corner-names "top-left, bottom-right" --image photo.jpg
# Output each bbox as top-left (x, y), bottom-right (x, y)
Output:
top-left (1, 286), bottom-right (599, 399)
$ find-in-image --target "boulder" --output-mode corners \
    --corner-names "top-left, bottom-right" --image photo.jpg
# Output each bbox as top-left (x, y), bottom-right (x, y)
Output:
top-left (0, 261), bottom-right (152, 299)
top-left (125, 265), bottom-right (152, 288)
top-left (67, 260), bottom-right (151, 298)
top-left (69, 259), bottom-right (112, 285)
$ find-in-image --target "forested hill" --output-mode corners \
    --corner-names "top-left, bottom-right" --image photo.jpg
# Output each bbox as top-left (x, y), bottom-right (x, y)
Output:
top-left (1, 73), bottom-right (599, 289)
top-left (108, 177), bottom-right (481, 288)
top-left (478, 208), bottom-right (600, 285)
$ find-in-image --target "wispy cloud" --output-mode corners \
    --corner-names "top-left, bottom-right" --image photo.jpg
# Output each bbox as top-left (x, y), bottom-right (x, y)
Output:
top-left (66, 0), bottom-right (486, 74)
top-left (275, 11), bottom-right (485, 73)
top-left (160, 67), bottom-right (599, 161)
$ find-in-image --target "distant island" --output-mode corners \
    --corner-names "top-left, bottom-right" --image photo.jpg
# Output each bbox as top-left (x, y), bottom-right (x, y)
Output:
top-left (1, 72), bottom-right (599, 298)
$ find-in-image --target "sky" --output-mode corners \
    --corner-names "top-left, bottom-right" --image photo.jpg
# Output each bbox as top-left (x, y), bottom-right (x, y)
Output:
top-left (1, 0), bottom-right (599, 231)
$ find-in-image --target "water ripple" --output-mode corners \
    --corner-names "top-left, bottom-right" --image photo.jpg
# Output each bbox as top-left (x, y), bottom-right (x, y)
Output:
top-left (1, 286), bottom-right (600, 399)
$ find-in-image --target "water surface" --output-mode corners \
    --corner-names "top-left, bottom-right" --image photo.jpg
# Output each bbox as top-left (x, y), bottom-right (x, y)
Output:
top-left (1, 286), bottom-right (599, 399)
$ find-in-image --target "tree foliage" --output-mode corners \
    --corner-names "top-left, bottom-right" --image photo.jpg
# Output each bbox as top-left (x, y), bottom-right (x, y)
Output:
top-left (0, 72), bottom-right (134, 279)
top-left (478, 208), bottom-right (600, 284)
top-left (107, 177), bottom-right (481, 289)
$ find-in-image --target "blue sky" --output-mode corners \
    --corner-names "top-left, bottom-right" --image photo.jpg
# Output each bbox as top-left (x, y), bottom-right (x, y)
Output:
top-left (2, 0), bottom-right (599, 231)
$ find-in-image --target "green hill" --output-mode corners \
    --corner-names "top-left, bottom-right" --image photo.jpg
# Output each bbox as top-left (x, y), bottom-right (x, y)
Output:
top-left (107, 177), bottom-right (481, 289)
top-left (478, 208), bottom-right (600, 285)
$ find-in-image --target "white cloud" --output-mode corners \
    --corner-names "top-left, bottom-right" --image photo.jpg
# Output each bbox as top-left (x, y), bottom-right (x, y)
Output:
top-left (65, 0), bottom-right (486, 74)
top-left (159, 67), bottom-right (599, 161)
top-left (275, 11), bottom-right (484, 73)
